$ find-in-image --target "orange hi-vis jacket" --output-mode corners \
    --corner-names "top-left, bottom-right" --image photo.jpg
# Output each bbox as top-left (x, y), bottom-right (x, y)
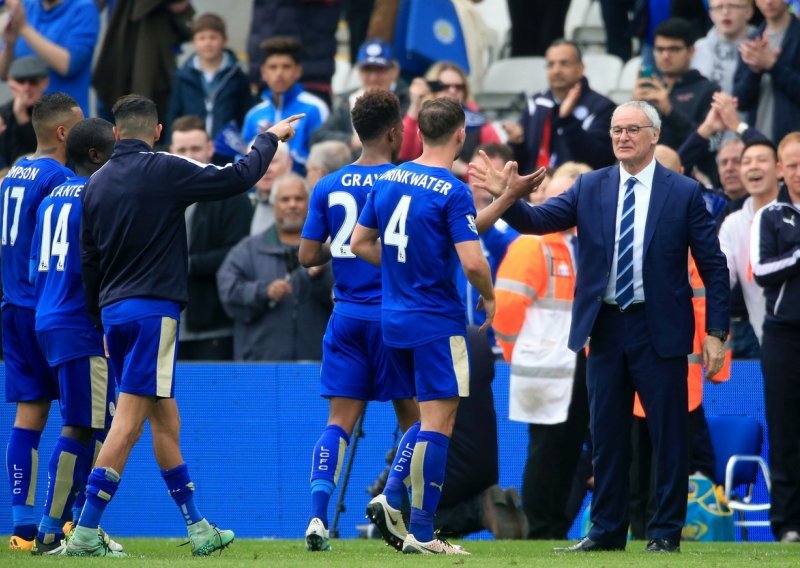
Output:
top-left (633, 255), bottom-right (731, 417)
top-left (494, 233), bottom-right (577, 424)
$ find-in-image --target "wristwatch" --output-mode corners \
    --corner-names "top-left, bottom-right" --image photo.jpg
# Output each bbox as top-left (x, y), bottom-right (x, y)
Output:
top-left (736, 122), bottom-right (749, 136)
top-left (707, 329), bottom-right (727, 341)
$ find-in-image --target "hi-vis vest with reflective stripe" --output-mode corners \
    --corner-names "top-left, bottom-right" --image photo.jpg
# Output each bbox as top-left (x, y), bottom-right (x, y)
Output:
top-left (494, 233), bottom-right (576, 425)
top-left (633, 255), bottom-right (731, 417)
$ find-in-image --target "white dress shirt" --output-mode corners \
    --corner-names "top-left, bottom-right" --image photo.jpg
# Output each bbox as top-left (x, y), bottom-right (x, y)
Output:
top-left (603, 158), bottom-right (656, 304)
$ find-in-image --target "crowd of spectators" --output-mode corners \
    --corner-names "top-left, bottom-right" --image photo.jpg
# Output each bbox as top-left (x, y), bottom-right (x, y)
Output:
top-left (1, 0), bottom-right (800, 544)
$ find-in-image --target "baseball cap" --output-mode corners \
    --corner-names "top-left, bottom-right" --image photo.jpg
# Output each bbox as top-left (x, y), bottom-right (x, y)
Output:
top-left (356, 39), bottom-right (395, 69)
top-left (9, 56), bottom-right (48, 80)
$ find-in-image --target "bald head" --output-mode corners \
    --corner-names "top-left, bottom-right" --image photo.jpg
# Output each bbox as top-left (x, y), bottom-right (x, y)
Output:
top-left (655, 144), bottom-right (682, 174)
top-left (543, 175), bottom-right (575, 200)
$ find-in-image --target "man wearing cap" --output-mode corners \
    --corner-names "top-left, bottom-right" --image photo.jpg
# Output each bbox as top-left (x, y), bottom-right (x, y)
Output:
top-left (312, 39), bottom-right (410, 157)
top-left (0, 0), bottom-right (99, 116)
top-left (0, 56), bottom-right (49, 175)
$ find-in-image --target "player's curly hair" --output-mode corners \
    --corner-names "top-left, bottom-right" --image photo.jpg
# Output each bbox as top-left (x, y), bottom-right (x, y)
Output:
top-left (260, 36), bottom-right (303, 64)
top-left (351, 89), bottom-right (401, 143)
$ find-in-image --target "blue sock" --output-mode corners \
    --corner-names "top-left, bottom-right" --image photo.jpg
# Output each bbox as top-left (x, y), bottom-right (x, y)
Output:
top-left (72, 430), bottom-right (105, 523)
top-left (162, 463), bottom-right (203, 526)
top-left (408, 430), bottom-right (449, 543)
top-left (77, 467), bottom-right (120, 530)
top-left (309, 424), bottom-right (350, 527)
top-left (38, 436), bottom-right (89, 541)
top-left (7, 427), bottom-right (42, 538)
top-left (383, 421), bottom-right (420, 509)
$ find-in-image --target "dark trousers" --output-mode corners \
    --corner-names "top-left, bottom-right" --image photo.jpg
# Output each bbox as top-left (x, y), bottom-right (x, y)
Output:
top-left (629, 405), bottom-right (716, 539)
top-left (599, 0), bottom-right (636, 61)
top-left (178, 337), bottom-right (234, 361)
top-left (522, 350), bottom-right (590, 539)
top-left (761, 322), bottom-right (800, 540)
top-left (586, 306), bottom-right (689, 547)
top-left (506, 0), bottom-right (571, 56)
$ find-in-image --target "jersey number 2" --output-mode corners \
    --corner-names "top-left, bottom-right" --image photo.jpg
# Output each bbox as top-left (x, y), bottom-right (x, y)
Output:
top-left (384, 195), bottom-right (411, 263)
top-left (328, 191), bottom-right (358, 258)
top-left (38, 204), bottom-right (72, 272)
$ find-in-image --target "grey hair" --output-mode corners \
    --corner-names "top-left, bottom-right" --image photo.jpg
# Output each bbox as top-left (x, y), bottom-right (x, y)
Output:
top-left (270, 172), bottom-right (309, 205)
top-left (306, 140), bottom-right (352, 174)
top-left (612, 100), bottom-right (661, 130)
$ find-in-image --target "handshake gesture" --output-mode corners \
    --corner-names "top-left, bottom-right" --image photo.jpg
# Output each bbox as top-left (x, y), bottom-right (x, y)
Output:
top-left (469, 150), bottom-right (547, 201)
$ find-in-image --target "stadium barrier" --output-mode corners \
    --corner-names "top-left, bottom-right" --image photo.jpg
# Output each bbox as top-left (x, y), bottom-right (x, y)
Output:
top-left (0, 361), bottom-right (771, 541)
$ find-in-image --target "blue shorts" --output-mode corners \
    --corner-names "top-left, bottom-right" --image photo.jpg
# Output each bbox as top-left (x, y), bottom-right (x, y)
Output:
top-left (105, 315), bottom-right (178, 399)
top-left (394, 335), bottom-right (470, 402)
top-left (55, 356), bottom-right (115, 429)
top-left (2, 304), bottom-right (57, 402)
top-left (320, 312), bottom-right (414, 401)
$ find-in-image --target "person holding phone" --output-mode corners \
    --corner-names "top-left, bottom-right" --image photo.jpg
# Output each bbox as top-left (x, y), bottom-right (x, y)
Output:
top-left (398, 61), bottom-right (502, 179)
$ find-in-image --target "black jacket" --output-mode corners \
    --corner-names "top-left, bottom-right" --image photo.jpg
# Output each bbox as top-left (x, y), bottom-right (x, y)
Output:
top-left (185, 194), bottom-right (254, 333)
top-left (0, 101), bottom-right (36, 170)
top-left (81, 133), bottom-right (278, 322)
top-left (751, 190), bottom-right (800, 326)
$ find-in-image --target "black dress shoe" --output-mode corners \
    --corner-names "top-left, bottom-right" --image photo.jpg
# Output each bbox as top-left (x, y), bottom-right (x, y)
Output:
top-left (646, 538), bottom-right (680, 553)
top-left (554, 536), bottom-right (625, 552)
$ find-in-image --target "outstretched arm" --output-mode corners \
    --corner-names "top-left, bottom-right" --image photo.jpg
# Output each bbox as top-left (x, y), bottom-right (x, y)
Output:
top-left (350, 224), bottom-right (381, 267)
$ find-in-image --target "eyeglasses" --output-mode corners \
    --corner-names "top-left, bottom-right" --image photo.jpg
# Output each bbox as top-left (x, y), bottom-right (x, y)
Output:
top-left (609, 124), bottom-right (654, 137)
top-left (653, 45), bottom-right (688, 55)
top-left (708, 3), bottom-right (749, 12)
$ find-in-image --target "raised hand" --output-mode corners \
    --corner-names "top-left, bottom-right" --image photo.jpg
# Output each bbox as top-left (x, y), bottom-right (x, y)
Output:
top-left (469, 149), bottom-right (513, 197)
top-left (559, 82), bottom-right (582, 119)
top-left (267, 113), bottom-right (305, 142)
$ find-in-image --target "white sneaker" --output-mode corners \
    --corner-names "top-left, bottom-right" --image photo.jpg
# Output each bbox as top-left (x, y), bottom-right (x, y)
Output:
top-left (402, 533), bottom-right (470, 555)
top-left (365, 494), bottom-right (407, 551)
top-left (305, 518), bottom-right (331, 551)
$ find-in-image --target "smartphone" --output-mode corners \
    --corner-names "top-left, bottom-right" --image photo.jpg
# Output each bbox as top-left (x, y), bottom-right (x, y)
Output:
top-left (639, 64), bottom-right (655, 85)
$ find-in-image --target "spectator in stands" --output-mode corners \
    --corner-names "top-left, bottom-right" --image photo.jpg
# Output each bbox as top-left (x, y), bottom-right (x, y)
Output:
top-left (692, 0), bottom-right (755, 95)
top-left (493, 173), bottom-right (588, 539)
top-left (0, 0), bottom-right (99, 115)
top-left (246, 0), bottom-right (341, 107)
top-left (93, 0), bottom-right (194, 123)
top-left (241, 37), bottom-right (329, 176)
top-left (217, 173), bottom-right (334, 361)
top-left (167, 13), bottom-right (254, 139)
top-left (734, 0), bottom-right (800, 145)
top-left (305, 140), bottom-right (352, 188)
top-left (751, 131), bottom-right (800, 544)
top-left (507, 0), bottom-right (571, 57)
top-left (250, 142), bottom-right (293, 235)
top-left (0, 56), bottom-right (47, 174)
top-left (635, 18), bottom-right (720, 180)
top-left (599, 0), bottom-right (638, 61)
top-left (169, 116), bottom-right (254, 361)
top-left (311, 39), bottom-right (409, 157)
top-left (503, 39), bottom-right (616, 174)
top-left (718, 138), bottom-right (781, 346)
top-left (399, 62), bottom-right (502, 179)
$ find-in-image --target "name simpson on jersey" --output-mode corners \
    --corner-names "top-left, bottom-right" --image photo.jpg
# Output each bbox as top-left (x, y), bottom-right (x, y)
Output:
top-left (380, 169), bottom-right (453, 195)
top-left (6, 165), bottom-right (40, 180)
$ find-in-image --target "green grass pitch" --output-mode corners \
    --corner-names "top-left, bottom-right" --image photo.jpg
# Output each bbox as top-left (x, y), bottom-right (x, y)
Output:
top-left (1, 538), bottom-right (798, 566)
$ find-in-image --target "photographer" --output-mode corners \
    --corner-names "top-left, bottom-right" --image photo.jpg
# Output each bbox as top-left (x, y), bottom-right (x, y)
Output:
top-left (217, 172), bottom-right (334, 361)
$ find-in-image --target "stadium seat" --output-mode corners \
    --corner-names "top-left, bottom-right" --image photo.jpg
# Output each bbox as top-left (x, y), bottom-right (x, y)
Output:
top-left (565, 0), bottom-right (592, 42)
top-left (582, 53), bottom-right (623, 97)
top-left (707, 415), bottom-right (771, 540)
top-left (608, 55), bottom-right (642, 104)
top-left (475, 57), bottom-right (547, 115)
top-left (572, 0), bottom-right (606, 51)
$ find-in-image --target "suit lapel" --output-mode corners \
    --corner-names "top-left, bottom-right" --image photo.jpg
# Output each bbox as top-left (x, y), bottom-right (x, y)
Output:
top-left (600, 167), bottom-right (619, 267)
top-left (643, 163), bottom-right (672, 258)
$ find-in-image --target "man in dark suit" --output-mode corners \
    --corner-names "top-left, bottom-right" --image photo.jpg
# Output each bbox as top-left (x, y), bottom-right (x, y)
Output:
top-left (472, 100), bottom-right (730, 553)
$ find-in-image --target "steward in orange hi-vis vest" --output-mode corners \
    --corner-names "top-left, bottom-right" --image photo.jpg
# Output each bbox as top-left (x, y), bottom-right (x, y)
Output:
top-left (634, 255), bottom-right (731, 418)
top-left (494, 233), bottom-right (577, 424)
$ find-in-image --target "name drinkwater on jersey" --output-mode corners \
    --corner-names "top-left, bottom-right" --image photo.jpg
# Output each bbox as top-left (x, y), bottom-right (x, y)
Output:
top-left (380, 168), bottom-right (453, 195)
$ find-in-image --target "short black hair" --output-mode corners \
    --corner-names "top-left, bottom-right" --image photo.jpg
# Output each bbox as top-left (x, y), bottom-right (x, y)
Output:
top-left (418, 98), bottom-right (465, 146)
top-left (742, 137), bottom-right (778, 161)
top-left (654, 17), bottom-right (697, 47)
top-left (31, 92), bottom-right (80, 140)
top-left (112, 94), bottom-right (159, 138)
top-left (472, 142), bottom-right (513, 162)
top-left (260, 36), bottom-right (303, 65)
top-left (66, 118), bottom-right (115, 167)
top-left (351, 90), bottom-right (401, 143)
top-left (547, 38), bottom-right (583, 63)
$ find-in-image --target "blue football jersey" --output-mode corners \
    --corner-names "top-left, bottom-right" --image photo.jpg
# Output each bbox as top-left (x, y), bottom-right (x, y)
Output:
top-left (358, 161), bottom-right (479, 347)
top-left (1, 157), bottom-right (73, 308)
top-left (302, 163), bottom-right (394, 321)
top-left (31, 176), bottom-right (96, 334)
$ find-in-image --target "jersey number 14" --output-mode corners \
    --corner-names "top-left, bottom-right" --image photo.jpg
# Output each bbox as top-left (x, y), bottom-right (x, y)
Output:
top-left (38, 203), bottom-right (71, 272)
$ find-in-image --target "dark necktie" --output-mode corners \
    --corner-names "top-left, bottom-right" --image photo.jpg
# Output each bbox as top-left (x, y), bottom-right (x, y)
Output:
top-left (615, 177), bottom-right (637, 309)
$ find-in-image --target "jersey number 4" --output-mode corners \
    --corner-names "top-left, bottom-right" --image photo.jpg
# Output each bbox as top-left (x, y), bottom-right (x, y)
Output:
top-left (384, 195), bottom-right (411, 263)
top-left (1, 186), bottom-right (25, 246)
top-left (38, 203), bottom-right (71, 272)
